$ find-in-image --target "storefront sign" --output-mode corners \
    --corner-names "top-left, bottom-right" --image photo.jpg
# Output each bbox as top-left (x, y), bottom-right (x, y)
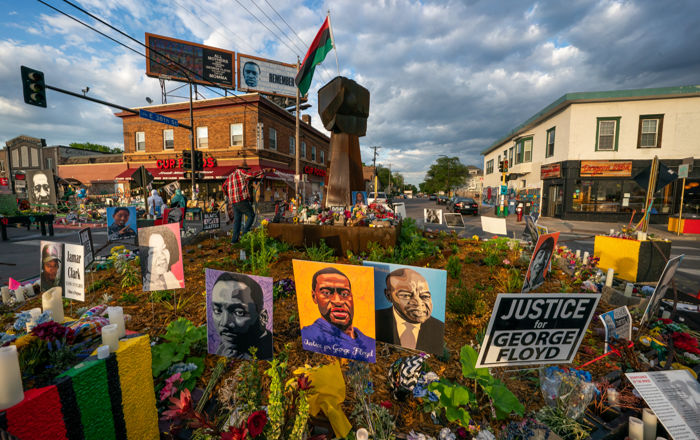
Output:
top-left (540, 163), bottom-right (561, 179)
top-left (626, 370), bottom-right (700, 439)
top-left (202, 212), bottom-right (220, 231)
top-left (580, 161), bottom-right (632, 177)
top-left (157, 157), bottom-right (216, 169)
top-left (475, 293), bottom-right (600, 368)
top-left (304, 166), bottom-right (326, 177)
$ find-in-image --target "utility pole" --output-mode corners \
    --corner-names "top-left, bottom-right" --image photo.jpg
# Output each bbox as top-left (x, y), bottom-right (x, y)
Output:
top-left (371, 146), bottom-right (380, 198)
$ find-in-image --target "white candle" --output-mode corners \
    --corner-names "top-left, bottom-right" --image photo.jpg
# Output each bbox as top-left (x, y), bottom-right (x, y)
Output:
top-left (42, 287), bottom-right (64, 323)
top-left (629, 416), bottom-right (644, 440)
top-left (575, 249), bottom-right (581, 259)
top-left (107, 306), bottom-right (126, 338)
top-left (1, 287), bottom-right (10, 305)
top-left (637, 231), bottom-right (647, 241)
top-left (583, 251), bottom-right (590, 265)
top-left (240, 249), bottom-right (247, 260)
top-left (606, 268), bottom-right (615, 287)
top-left (610, 228), bottom-right (615, 235)
top-left (624, 283), bottom-right (634, 297)
top-left (0, 345), bottom-right (24, 410)
top-left (13, 288), bottom-right (25, 304)
top-left (97, 345), bottom-right (111, 360)
top-left (607, 388), bottom-right (619, 409)
top-left (642, 408), bottom-right (657, 440)
top-left (356, 428), bottom-right (369, 440)
top-left (661, 310), bottom-right (671, 319)
top-left (28, 307), bottom-right (42, 326)
top-left (101, 324), bottom-right (119, 352)
top-left (23, 285), bottom-right (34, 299)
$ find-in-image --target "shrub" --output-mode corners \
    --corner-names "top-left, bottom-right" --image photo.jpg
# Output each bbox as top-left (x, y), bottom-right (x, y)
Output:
top-left (446, 255), bottom-right (462, 279)
top-left (304, 239), bottom-right (337, 262)
top-left (447, 283), bottom-right (486, 318)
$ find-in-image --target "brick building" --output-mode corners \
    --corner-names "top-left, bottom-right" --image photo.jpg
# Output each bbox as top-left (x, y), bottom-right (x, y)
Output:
top-left (115, 93), bottom-right (330, 204)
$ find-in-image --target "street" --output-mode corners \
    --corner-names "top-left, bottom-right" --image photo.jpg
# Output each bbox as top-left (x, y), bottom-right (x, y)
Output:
top-left (2, 198), bottom-right (698, 294)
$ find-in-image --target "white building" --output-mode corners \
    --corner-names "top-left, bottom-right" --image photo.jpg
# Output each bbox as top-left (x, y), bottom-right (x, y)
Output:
top-left (481, 85), bottom-right (700, 222)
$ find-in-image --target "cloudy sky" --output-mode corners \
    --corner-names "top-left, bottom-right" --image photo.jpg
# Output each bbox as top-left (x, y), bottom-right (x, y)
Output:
top-left (2, 0), bottom-right (699, 184)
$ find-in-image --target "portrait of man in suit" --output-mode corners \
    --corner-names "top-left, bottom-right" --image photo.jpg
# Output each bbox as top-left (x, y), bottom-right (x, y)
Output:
top-left (375, 268), bottom-right (445, 354)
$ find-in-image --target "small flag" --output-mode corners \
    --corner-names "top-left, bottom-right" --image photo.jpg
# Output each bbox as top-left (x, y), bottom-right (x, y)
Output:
top-left (295, 16), bottom-right (334, 96)
top-left (8, 277), bottom-right (20, 290)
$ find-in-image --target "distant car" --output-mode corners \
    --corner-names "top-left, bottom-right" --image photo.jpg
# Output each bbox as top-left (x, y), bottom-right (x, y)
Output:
top-left (436, 195), bottom-right (448, 205)
top-left (449, 197), bottom-right (479, 215)
top-left (429, 194), bottom-right (437, 200)
top-left (367, 191), bottom-right (389, 205)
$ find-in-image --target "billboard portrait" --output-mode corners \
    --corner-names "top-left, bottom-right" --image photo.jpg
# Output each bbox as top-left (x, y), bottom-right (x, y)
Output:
top-left (40, 241), bottom-right (64, 292)
top-left (292, 260), bottom-right (376, 362)
top-left (107, 207), bottom-right (138, 243)
top-left (205, 269), bottom-right (273, 360)
top-left (26, 169), bottom-right (56, 207)
top-left (138, 223), bottom-right (185, 291)
top-left (424, 208), bottom-right (442, 224)
top-left (522, 232), bottom-right (560, 293)
top-left (363, 261), bottom-right (446, 355)
top-left (237, 53), bottom-right (298, 98)
top-left (352, 191), bottom-right (367, 206)
top-left (146, 33), bottom-right (235, 88)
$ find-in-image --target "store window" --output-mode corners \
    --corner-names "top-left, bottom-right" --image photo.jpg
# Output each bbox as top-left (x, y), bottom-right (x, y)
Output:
top-left (289, 136), bottom-right (295, 155)
top-left (486, 159), bottom-right (494, 174)
top-left (653, 184), bottom-right (674, 214)
top-left (680, 179), bottom-right (700, 215)
top-left (301, 141), bottom-right (307, 158)
top-left (595, 180), bottom-right (622, 212)
top-left (596, 117), bottom-right (620, 151)
top-left (230, 123), bottom-right (243, 147)
top-left (572, 179), bottom-right (631, 213)
top-left (571, 180), bottom-right (596, 212)
top-left (269, 128), bottom-right (277, 150)
top-left (546, 127), bottom-right (555, 158)
top-left (638, 115), bottom-right (663, 148)
top-left (621, 181), bottom-right (646, 213)
top-left (196, 126), bottom-right (208, 148)
top-left (163, 129), bottom-right (174, 150)
top-left (135, 131), bottom-right (145, 151)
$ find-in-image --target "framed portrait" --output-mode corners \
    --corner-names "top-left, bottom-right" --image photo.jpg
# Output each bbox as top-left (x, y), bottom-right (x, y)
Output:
top-left (26, 169), bottom-right (57, 207)
top-left (138, 223), bottom-right (185, 292)
top-left (351, 191), bottom-right (368, 207)
top-left (424, 208), bottom-right (442, 224)
top-left (443, 213), bottom-right (465, 228)
top-left (206, 269), bottom-right (273, 360)
top-left (292, 260), bottom-right (376, 362)
top-left (363, 261), bottom-right (447, 355)
top-left (522, 232), bottom-right (560, 293)
top-left (107, 207), bottom-right (138, 243)
top-left (40, 241), bottom-right (64, 293)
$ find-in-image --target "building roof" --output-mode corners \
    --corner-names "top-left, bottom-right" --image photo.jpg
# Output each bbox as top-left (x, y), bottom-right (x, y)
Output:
top-left (481, 84), bottom-right (700, 156)
top-left (62, 154), bottom-right (124, 164)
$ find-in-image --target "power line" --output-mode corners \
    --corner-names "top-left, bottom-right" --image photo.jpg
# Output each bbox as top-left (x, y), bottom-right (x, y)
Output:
top-left (250, 0), bottom-right (306, 56)
top-left (228, 0), bottom-right (302, 57)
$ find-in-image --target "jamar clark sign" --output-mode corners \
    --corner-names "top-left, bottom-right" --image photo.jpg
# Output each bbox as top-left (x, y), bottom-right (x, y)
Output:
top-left (476, 293), bottom-right (600, 368)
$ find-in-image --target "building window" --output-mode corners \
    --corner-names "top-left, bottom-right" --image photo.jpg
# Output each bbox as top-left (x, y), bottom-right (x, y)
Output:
top-left (508, 147), bottom-right (514, 167)
top-left (546, 127), bottom-right (555, 157)
top-left (638, 115), bottom-right (663, 148)
top-left (21, 146), bottom-right (29, 167)
top-left (311, 146), bottom-right (317, 161)
top-left (45, 157), bottom-right (54, 169)
top-left (515, 137), bottom-right (533, 164)
top-left (230, 123), bottom-right (243, 147)
top-left (301, 141), bottom-right (307, 158)
top-left (31, 148), bottom-right (39, 167)
top-left (163, 129), bottom-right (174, 150)
top-left (196, 126), bottom-right (208, 148)
top-left (0, 159), bottom-right (5, 172)
top-left (486, 159), bottom-right (494, 174)
top-left (289, 136), bottom-right (295, 155)
top-left (269, 128), bottom-right (277, 150)
top-left (595, 117), bottom-right (620, 151)
top-left (320, 150), bottom-right (325, 164)
top-left (135, 131), bottom-right (145, 151)
top-left (11, 149), bottom-right (19, 168)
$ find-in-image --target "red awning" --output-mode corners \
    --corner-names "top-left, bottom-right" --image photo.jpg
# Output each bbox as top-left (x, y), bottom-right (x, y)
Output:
top-left (116, 166), bottom-right (240, 181)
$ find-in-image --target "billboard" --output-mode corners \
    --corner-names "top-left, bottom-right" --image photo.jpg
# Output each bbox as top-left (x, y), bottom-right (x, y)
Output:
top-left (145, 33), bottom-right (235, 89)
top-left (237, 53), bottom-right (298, 99)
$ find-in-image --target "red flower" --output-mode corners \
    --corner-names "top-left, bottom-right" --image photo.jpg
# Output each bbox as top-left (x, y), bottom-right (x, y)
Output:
top-left (221, 426), bottom-right (248, 440)
top-left (658, 318), bottom-right (673, 325)
top-left (380, 400), bottom-right (393, 409)
top-left (456, 427), bottom-right (469, 439)
top-left (160, 388), bottom-right (192, 421)
top-left (247, 410), bottom-right (267, 438)
top-left (297, 374), bottom-right (312, 391)
top-left (672, 332), bottom-right (700, 354)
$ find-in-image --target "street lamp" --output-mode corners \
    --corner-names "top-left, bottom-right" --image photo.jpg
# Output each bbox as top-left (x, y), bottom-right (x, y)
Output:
top-left (168, 63), bottom-right (196, 202)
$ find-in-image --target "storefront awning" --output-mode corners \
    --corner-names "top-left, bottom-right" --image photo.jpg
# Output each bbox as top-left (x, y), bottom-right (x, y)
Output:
top-left (116, 166), bottom-right (240, 181)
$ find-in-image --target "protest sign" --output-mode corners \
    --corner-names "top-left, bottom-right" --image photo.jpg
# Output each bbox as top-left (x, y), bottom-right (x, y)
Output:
top-left (443, 213), bottom-right (465, 228)
top-left (640, 255), bottom-right (684, 327)
top-left (599, 306), bottom-right (632, 352)
top-left (78, 227), bottom-right (94, 268)
top-left (393, 202), bottom-right (406, 219)
top-left (424, 208), bottom-right (442, 225)
top-left (107, 207), bottom-right (138, 243)
top-left (202, 212), bottom-right (221, 231)
top-left (63, 243), bottom-right (85, 301)
top-left (522, 232), bottom-right (560, 293)
top-left (475, 293), bottom-right (600, 368)
top-left (40, 241), bottom-right (64, 292)
top-left (626, 370), bottom-right (700, 439)
top-left (481, 216), bottom-right (507, 235)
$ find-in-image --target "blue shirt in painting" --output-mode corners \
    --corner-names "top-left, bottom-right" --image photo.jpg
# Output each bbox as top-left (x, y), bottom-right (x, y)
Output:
top-left (301, 318), bottom-right (375, 362)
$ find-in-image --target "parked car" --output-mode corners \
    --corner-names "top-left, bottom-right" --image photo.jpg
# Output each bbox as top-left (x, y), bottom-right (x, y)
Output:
top-left (449, 197), bottom-right (479, 215)
top-left (367, 191), bottom-right (389, 205)
top-left (429, 194), bottom-right (437, 200)
top-left (436, 195), bottom-right (448, 205)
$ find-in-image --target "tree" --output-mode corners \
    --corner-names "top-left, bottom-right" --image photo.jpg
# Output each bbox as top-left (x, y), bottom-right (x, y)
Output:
top-left (69, 142), bottom-right (122, 154)
top-left (405, 183), bottom-right (418, 194)
top-left (421, 156), bottom-right (468, 195)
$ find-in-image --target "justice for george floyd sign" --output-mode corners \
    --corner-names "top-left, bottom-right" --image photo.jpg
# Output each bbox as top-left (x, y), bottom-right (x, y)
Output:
top-left (475, 293), bottom-right (600, 368)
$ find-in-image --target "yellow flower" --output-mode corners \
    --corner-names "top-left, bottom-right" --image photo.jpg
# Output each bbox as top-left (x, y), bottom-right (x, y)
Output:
top-left (13, 334), bottom-right (38, 350)
top-left (261, 219), bottom-right (269, 226)
top-left (471, 235), bottom-right (480, 241)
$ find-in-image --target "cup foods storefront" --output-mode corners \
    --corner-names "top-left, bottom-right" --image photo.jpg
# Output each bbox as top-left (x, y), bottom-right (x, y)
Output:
top-left (540, 159), bottom-right (700, 223)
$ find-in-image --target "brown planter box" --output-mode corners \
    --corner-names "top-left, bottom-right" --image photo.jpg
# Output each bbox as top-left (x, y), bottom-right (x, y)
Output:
top-left (266, 223), bottom-right (399, 255)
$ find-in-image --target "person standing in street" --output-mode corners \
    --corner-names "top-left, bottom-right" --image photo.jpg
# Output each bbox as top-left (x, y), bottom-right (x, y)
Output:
top-left (170, 189), bottom-right (186, 208)
top-left (148, 189), bottom-right (164, 218)
top-left (223, 167), bottom-right (273, 244)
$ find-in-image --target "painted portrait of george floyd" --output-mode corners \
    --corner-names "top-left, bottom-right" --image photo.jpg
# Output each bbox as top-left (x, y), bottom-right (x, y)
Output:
top-left (27, 169), bottom-right (57, 207)
top-left (293, 260), bottom-right (376, 362)
top-left (206, 269), bottom-right (273, 360)
top-left (138, 223), bottom-right (185, 291)
top-left (521, 231), bottom-right (560, 293)
top-left (40, 240), bottom-right (64, 292)
top-left (363, 261), bottom-right (446, 355)
top-left (107, 207), bottom-right (138, 243)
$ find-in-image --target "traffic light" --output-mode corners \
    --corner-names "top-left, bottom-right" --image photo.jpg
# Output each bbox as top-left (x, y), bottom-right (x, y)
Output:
top-left (194, 151), bottom-right (204, 171)
top-left (503, 159), bottom-right (509, 172)
top-left (21, 66), bottom-right (46, 108)
top-left (182, 151), bottom-right (192, 170)
top-left (498, 161), bottom-right (504, 173)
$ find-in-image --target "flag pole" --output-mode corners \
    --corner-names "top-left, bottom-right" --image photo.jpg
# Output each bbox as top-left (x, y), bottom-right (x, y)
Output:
top-left (328, 10), bottom-right (340, 77)
top-left (295, 56), bottom-right (301, 203)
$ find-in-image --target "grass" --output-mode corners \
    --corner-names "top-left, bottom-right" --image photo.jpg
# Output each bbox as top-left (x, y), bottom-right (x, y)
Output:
top-left (305, 239), bottom-right (337, 263)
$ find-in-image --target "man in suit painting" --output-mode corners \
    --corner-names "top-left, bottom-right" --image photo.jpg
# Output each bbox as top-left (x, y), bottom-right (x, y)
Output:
top-left (375, 268), bottom-right (444, 354)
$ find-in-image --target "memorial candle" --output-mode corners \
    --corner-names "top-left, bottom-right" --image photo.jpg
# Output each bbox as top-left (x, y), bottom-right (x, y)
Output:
top-left (642, 408), bottom-right (657, 440)
top-left (607, 388), bottom-right (619, 409)
top-left (107, 306), bottom-right (126, 338)
top-left (575, 249), bottom-right (581, 259)
top-left (1, 287), bottom-right (10, 304)
top-left (606, 268), bottom-right (615, 287)
top-left (624, 283), bottom-right (634, 297)
top-left (13, 287), bottom-right (25, 304)
top-left (101, 324), bottom-right (119, 352)
top-left (0, 345), bottom-right (24, 410)
top-left (97, 345), bottom-right (111, 360)
top-left (629, 417), bottom-right (644, 440)
top-left (583, 251), bottom-right (590, 265)
top-left (42, 287), bottom-right (64, 322)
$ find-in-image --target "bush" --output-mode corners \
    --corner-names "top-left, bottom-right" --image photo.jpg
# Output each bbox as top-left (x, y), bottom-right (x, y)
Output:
top-left (447, 283), bottom-right (487, 318)
top-left (0, 194), bottom-right (18, 216)
top-left (305, 239), bottom-right (337, 262)
top-left (446, 255), bottom-right (462, 279)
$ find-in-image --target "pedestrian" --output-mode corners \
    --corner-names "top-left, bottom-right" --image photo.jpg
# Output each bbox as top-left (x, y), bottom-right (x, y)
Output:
top-left (222, 167), bottom-right (274, 244)
top-left (170, 189), bottom-right (186, 208)
top-left (148, 189), bottom-right (164, 218)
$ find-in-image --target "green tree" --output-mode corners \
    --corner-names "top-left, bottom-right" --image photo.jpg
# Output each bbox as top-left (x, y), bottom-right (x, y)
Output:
top-left (405, 183), bottom-right (418, 194)
top-left (421, 156), bottom-right (468, 195)
top-left (69, 142), bottom-right (122, 154)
